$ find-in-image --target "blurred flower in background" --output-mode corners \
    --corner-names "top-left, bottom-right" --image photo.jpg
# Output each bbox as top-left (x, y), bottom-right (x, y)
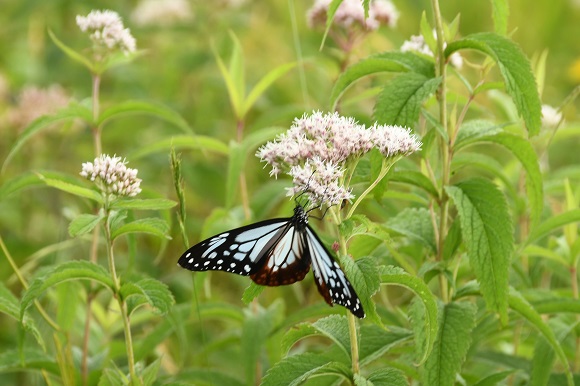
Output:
top-left (308, 0), bottom-right (399, 31)
top-left (8, 84), bottom-right (70, 129)
top-left (76, 10), bottom-right (136, 56)
top-left (541, 104), bottom-right (563, 128)
top-left (131, 0), bottom-right (193, 27)
top-left (401, 33), bottom-right (463, 69)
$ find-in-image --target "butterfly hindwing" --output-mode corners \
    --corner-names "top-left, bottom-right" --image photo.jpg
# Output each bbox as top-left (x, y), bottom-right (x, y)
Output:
top-left (250, 223), bottom-right (311, 286)
top-left (177, 218), bottom-right (290, 276)
top-left (306, 226), bottom-right (365, 318)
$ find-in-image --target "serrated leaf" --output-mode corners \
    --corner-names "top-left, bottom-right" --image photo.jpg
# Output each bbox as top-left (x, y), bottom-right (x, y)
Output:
top-left (365, 368), bottom-right (409, 386)
top-left (120, 278), bottom-right (175, 315)
top-left (56, 281), bottom-right (80, 332)
top-left (508, 289), bottom-right (573, 386)
top-left (69, 213), bottom-right (104, 237)
top-left (129, 135), bottom-right (229, 160)
top-left (282, 323), bottom-right (319, 353)
top-left (389, 170), bottom-right (439, 198)
top-left (331, 52), bottom-right (435, 109)
top-left (386, 208), bottom-right (436, 252)
top-left (0, 171), bottom-right (78, 201)
top-left (340, 256), bottom-right (381, 324)
top-left (423, 302), bottom-right (477, 386)
top-left (311, 315), bottom-right (351, 359)
top-left (446, 33), bottom-right (541, 135)
top-left (3, 102), bottom-right (92, 173)
top-left (109, 198), bottom-right (177, 211)
top-left (141, 357), bottom-right (161, 386)
top-left (111, 218), bottom-right (170, 240)
top-left (261, 352), bottom-right (352, 386)
top-left (242, 300), bottom-right (283, 385)
top-left (40, 175), bottom-right (103, 203)
top-left (0, 281), bottom-right (20, 319)
top-left (98, 100), bottom-right (193, 134)
top-left (242, 282), bottom-right (265, 304)
top-left (454, 120), bottom-right (505, 151)
top-left (359, 325), bottom-right (413, 366)
top-left (21, 261), bottom-right (114, 319)
top-left (490, 0), bottom-right (509, 35)
top-left (374, 73), bottom-right (442, 128)
top-left (446, 178), bottom-right (512, 324)
top-left (380, 265), bottom-right (438, 364)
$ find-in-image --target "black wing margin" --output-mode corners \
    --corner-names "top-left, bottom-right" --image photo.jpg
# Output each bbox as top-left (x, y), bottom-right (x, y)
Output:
top-left (305, 226), bottom-right (365, 318)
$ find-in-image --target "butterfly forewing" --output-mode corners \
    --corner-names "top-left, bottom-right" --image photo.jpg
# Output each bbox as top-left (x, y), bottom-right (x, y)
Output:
top-left (306, 227), bottom-right (365, 318)
top-left (178, 219), bottom-right (289, 276)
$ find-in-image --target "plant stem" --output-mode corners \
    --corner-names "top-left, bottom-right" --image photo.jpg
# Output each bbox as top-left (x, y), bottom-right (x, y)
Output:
top-left (103, 210), bottom-right (139, 385)
top-left (236, 119), bottom-right (251, 220)
top-left (92, 74), bottom-right (102, 155)
top-left (345, 158), bottom-right (393, 220)
top-left (431, 0), bottom-right (450, 303)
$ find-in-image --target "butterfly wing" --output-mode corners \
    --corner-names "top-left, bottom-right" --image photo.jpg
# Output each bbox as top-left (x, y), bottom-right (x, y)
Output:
top-left (250, 223), bottom-right (311, 286)
top-left (178, 218), bottom-right (290, 276)
top-left (305, 226), bottom-right (365, 318)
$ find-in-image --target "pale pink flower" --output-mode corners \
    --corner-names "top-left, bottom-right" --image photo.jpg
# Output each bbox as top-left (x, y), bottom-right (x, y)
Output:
top-left (81, 154), bottom-right (142, 197)
top-left (76, 10), bottom-right (136, 55)
top-left (9, 85), bottom-right (70, 128)
top-left (541, 104), bottom-right (562, 128)
top-left (308, 0), bottom-right (399, 31)
top-left (401, 33), bottom-right (463, 69)
top-left (131, 0), bottom-right (193, 26)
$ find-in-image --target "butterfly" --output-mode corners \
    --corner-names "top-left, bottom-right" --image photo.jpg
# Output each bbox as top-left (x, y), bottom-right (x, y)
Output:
top-left (177, 204), bottom-right (365, 318)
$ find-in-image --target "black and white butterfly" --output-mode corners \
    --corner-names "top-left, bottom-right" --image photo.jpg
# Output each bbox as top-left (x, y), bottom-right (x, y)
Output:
top-left (177, 204), bottom-right (365, 318)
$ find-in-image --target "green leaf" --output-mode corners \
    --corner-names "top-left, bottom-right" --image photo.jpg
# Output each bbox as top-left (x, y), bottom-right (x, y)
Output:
top-left (109, 198), bottom-right (177, 211)
top-left (359, 325), bottom-right (413, 366)
top-left (261, 352), bottom-right (352, 386)
top-left (446, 178), bottom-right (512, 324)
top-left (380, 265), bottom-right (439, 364)
top-left (56, 281), bottom-right (80, 331)
top-left (374, 73), bottom-right (442, 128)
top-left (526, 209), bottom-right (580, 246)
top-left (21, 261), bottom-right (114, 319)
top-left (244, 62), bottom-right (296, 115)
top-left (0, 349), bottom-right (59, 375)
top-left (68, 213), bottom-right (104, 237)
top-left (454, 120), bottom-right (505, 151)
top-left (214, 36), bottom-right (244, 119)
top-left (3, 103), bottom-right (93, 173)
top-left (111, 218), bottom-right (170, 240)
top-left (340, 256), bottom-right (381, 324)
top-left (389, 170), bottom-right (439, 199)
top-left (141, 357), bottom-right (162, 386)
top-left (48, 29), bottom-right (94, 72)
top-left (242, 300), bottom-right (283, 385)
top-left (363, 368), bottom-right (409, 386)
top-left (120, 278), bottom-right (175, 315)
top-left (446, 33), bottom-right (541, 135)
top-left (40, 174), bottom-right (103, 203)
top-left (331, 52), bottom-right (435, 109)
top-left (311, 315), bottom-right (351, 359)
top-left (472, 370), bottom-right (515, 386)
top-left (321, 0), bottom-right (344, 50)
top-left (282, 323), bottom-right (319, 353)
top-left (508, 289), bottom-right (573, 386)
top-left (386, 208), bottom-right (436, 252)
top-left (532, 298), bottom-right (580, 314)
top-left (530, 319), bottom-right (572, 386)
top-left (242, 282), bottom-right (265, 304)
top-left (442, 219), bottom-right (462, 261)
top-left (423, 302), bottom-right (477, 386)
top-left (172, 369), bottom-right (245, 386)
top-left (98, 100), bottom-right (193, 134)
top-left (420, 12), bottom-right (437, 54)
top-left (129, 135), bottom-right (229, 160)
top-left (490, 0), bottom-right (509, 35)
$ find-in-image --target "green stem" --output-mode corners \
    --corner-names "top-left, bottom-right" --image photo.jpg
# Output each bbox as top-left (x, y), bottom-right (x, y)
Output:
top-left (346, 158), bottom-right (393, 220)
top-left (431, 0), bottom-right (450, 303)
top-left (103, 210), bottom-right (139, 385)
top-left (92, 74), bottom-right (102, 155)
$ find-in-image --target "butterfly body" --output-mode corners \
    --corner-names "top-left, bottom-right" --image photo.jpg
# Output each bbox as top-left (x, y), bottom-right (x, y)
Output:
top-left (178, 204), bottom-right (364, 318)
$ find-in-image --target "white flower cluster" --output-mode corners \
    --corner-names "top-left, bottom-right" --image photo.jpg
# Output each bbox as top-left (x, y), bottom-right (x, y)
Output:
top-left (308, 0), bottom-right (399, 31)
top-left (76, 10), bottom-right (136, 55)
top-left (401, 33), bottom-right (463, 69)
top-left (131, 0), bottom-right (193, 27)
top-left (80, 154), bottom-right (142, 197)
top-left (257, 111), bottom-right (421, 206)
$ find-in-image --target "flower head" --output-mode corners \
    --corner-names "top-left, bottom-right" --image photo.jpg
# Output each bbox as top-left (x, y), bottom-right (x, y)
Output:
top-left (76, 10), bottom-right (136, 55)
top-left (131, 0), bottom-right (193, 26)
top-left (401, 33), bottom-right (463, 69)
top-left (80, 154), bottom-right (142, 197)
top-left (257, 111), bottom-right (421, 207)
top-left (9, 84), bottom-right (70, 128)
top-left (308, 0), bottom-right (399, 31)
top-left (541, 104), bottom-right (563, 128)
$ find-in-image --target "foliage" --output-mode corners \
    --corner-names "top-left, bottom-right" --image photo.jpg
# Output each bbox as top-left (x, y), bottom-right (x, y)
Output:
top-left (0, 0), bottom-right (579, 385)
